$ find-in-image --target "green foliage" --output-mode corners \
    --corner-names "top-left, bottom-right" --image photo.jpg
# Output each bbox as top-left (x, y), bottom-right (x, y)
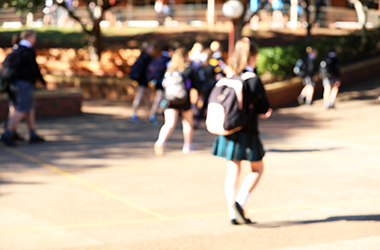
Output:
top-left (256, 28), bottom-right (380, 81)
top-left (0, 0), bottom-right (46, 12)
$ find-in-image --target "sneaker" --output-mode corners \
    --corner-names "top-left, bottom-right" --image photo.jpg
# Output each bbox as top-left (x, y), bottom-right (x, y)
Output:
top-left (1, 134), bottom-right (16, 146)
top-left (11, 131), bottom-right (25, 141)
top-left (128, 116), bottom-right (141, 124)
top-left (30, 135), bottom-right (45, 143)
top-left (182, 144), bottom-right (196, 154)
top-left (232, 202), bottom-right (250, 224)
top-left (149, 117), bottom-right (161, 126)
top-left (154, 143), bottom-right (165, 156)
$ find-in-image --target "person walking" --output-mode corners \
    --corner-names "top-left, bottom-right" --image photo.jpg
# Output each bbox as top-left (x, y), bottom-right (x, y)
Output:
top-left (297, 47), bottom-right (319, 105)
top-left (146, 43), bottom-right (172, 125)
top-left (211, 37), bottom-right (272, 225)
top-left (154, 47), bottom-right (200, 156)
top-left (129, 42), bottom-right (156, 123)
top-left (3, 33), bottom-right (25, 141)
top-left (193, 48), bottom-right (222, 127)
top-left (1, 29), bottom-right (46, 146)
top-left (320, 48), bottom-right (341, 109)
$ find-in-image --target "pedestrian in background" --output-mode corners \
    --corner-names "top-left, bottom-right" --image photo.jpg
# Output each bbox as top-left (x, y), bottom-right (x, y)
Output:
top-left (3, 33), bottom-right (25, 142)
top-left (297, 47), bottom-right (319, 105)
top-left (129, 42), bottom-right (156, 123)
top-left (320, 47), bottom-right (341, 109)
top-left (1, 30), bottom-right (46, 146)
top-left (211, 37), bottom-right (272, 225)
top-left (154, 47), bottom-right (200, 156)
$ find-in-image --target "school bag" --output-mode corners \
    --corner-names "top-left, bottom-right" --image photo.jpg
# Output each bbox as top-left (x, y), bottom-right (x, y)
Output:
top-left (146, 55), bottom-right (170, 82)
top-left (0, 47), bottom-right (24, 92)
top-left (293, 58), bottom-right (306, 77)
top-left (205, 72), bottom-right (255, 136)
top-left (162, 70), bottom-right (188, 106)
top-left (129, 51), bottom-right (152, 81)
top-left (319, 56), bottom-right (336, 78)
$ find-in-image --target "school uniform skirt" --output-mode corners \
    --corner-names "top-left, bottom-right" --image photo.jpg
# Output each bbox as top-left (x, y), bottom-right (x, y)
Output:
top-left (212, 130), bottom-right (265, 162)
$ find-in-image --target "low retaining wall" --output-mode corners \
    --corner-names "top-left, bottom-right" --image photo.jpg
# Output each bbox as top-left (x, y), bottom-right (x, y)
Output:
top-left (1, 56), bottom-right (379, 121)
top-left (265, 56), bottom-right (380, 108)
top-left (0, 88), bottom-right (83, 121)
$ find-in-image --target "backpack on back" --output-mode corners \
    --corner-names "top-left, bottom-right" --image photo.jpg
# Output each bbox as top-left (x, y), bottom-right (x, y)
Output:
top-left (0, 47), bottom-right (24, 92)
top-left (162, 70), bottom-right (188, 106)
top-left (319, 56), bottom-right (335, 78)
top-left (129, 51), bottom-right (152, 81)
top-left (146, 55), bottom-right (170, 82)
top-left (206, 72), bottom-right (255, 136)
top-left (293, 58), bottom-right (306, 77)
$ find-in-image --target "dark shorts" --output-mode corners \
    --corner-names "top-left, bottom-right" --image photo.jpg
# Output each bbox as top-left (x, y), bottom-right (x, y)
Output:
top-left (13, 80), bottom-right (34, 113)
top-left (168, 100), bottom-right (191, 111)
top-left (303, 76), bottom-right (316, 87)
top-left (322, 77), bottom-right (338, 87)
top-left (212, 131), bottom-right (265, 162)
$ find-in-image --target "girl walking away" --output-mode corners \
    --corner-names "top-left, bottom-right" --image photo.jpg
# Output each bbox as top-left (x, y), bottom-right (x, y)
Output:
top-left (212, 38), bottom-right (272, 225)
top-left (154, 47), bottom-right (200, 156)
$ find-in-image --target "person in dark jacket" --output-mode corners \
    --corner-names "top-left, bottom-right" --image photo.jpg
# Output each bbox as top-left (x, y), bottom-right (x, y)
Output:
top-left (297, 47), bottom-right (318, 105)
top-left (212, 37), bottom-right (272, 225)
top-left (1, 30), bottom-right (46, 146)
top-left (320, 48), bottom-right (341, 109)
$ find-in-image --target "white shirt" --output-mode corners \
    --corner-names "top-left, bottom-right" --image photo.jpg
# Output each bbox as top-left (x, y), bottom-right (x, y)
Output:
top-left (19, 39), bottom-right (32, 48)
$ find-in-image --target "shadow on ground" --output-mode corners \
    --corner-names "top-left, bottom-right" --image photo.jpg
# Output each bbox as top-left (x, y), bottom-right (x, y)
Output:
top-left (250, 214), bottom-right (380, 228)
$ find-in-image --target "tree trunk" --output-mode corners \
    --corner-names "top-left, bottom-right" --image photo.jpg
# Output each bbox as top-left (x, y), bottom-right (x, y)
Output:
top-left (86, 20), bottom-right (103, 62)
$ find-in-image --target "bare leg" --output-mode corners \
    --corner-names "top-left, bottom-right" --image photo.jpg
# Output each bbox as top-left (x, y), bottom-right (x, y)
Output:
top-left (323, 84), bottom-right (331, 108)
top-left (181, 109), bottom-right (194, 144)
top-left (305, 85), bottom-right (315, 104)
top-left (329, 85), bottom-right (339, 105)
top-left (235, 160), bottom-right (264, 207)
top-left (149, 89), bottom-right (163, 118)
top-left (132, 86), bottom-right (149, 116)
top-left (25, 108), bottom-right (36, 131)
top-left (7, 111), bottom-right (27, 132)
top-left (156, 108), bottom-right (179, 144)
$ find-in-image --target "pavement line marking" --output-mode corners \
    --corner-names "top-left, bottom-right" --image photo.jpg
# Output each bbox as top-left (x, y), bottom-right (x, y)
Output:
top-left (0, 145), bottom-right (167, 220)
top-left (1, 198), bottom-right (380, 234)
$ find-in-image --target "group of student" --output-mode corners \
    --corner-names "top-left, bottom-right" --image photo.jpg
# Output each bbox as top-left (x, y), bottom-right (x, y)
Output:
top-left (128, 37), bottom-right (272, 225)
top-left (296, 46), bottom-right (341, 109)
top-left (128, 40), bottom-right (226, 154)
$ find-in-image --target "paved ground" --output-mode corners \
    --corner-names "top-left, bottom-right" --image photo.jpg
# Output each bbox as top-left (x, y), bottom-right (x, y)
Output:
top-left (0, 76), bottom-right (380, 250)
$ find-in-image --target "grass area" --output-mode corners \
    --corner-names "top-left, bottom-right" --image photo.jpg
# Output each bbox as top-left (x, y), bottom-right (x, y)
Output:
top-left (0, 25), bottom-right (232, 49)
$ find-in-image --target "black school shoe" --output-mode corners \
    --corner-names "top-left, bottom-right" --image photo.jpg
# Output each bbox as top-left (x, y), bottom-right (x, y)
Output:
top-left (1, 134), bottom-right (16, 146)
top-left (11, 131), bottom-right (25, 141)
top-left (232, 202), bottom-right (252, 224)
top-left (30, 135), bottom-right (45, 143)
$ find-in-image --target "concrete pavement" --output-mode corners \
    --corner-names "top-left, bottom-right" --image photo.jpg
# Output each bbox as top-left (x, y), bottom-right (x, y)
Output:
top-left (0, 76), bottom-right (379, 250)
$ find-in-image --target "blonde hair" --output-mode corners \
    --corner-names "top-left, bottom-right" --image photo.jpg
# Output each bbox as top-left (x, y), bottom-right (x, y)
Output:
top-left (228, 37), bottom-right (259, 74)
top-left (166, 47), bottom-right (187, 73)
top-left (210, 41), bottom-right (221, 52)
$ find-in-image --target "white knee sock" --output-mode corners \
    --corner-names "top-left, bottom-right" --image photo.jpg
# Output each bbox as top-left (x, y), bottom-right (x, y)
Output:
top-left (236, 190), bottom-right (250, 207)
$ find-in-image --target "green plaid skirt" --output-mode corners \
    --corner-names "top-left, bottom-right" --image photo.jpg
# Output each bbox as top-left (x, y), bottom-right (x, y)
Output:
top-left (212, 131), bottom-right (265, 162)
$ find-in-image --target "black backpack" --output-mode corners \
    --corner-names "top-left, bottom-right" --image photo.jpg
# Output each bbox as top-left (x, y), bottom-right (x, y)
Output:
top-left (0, 47), bottom-right (24, 92)
top-left (319, 56), bottom-right (336, 78)
top-left (205, 72), bottom-right (255, 136)
top-left (129, 51), bottom-right (152, 82)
